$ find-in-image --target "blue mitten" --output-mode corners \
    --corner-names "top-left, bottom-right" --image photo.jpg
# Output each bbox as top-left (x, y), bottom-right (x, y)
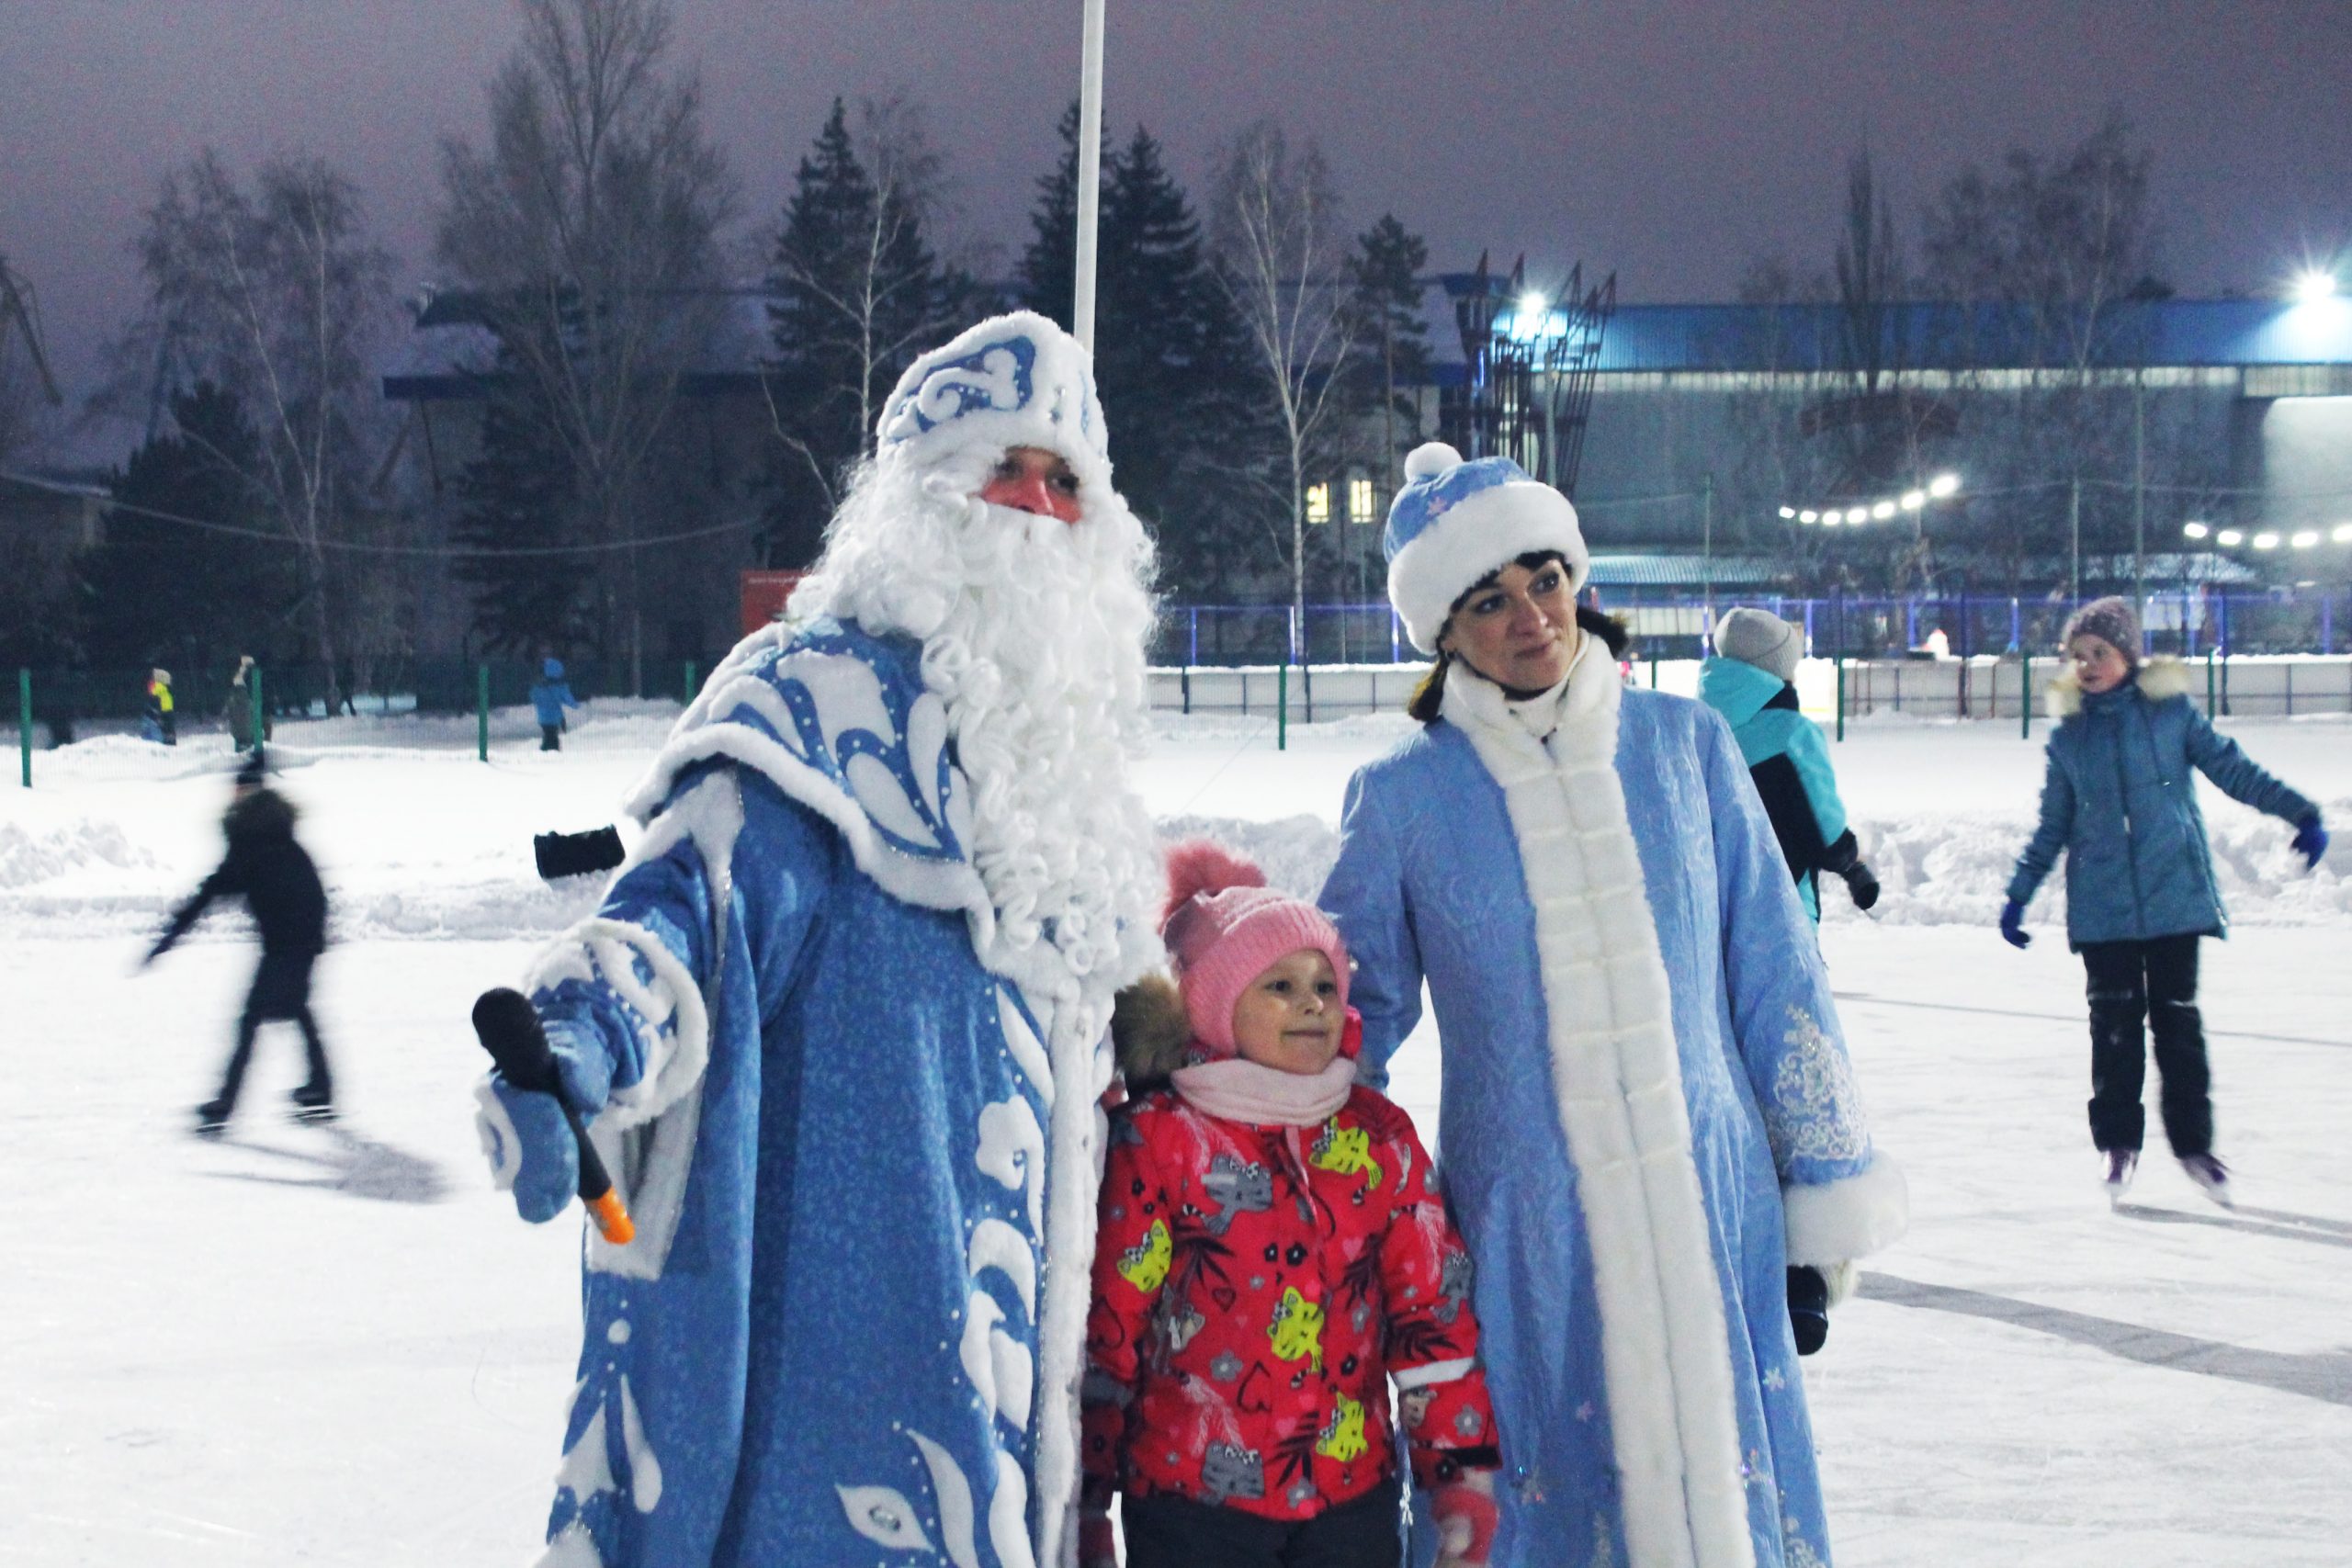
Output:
top-left (474, 1073), bottom-right (578, 1224)
top-left (2292, 814), bottom-right (2328, 872)
top-left (1998, 899), bottom-right (2030, 950)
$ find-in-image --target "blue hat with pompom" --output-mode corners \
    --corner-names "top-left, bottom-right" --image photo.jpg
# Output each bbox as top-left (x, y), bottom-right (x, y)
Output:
top-left (1382, 441), bottom-right (1588, 655)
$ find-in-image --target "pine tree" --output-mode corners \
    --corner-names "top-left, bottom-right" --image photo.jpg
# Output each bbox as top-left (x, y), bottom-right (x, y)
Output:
top-left (1016, 118), bottom-right (1265, 601)
top-left (763, 97), bottom-right (960, 564)
top-left (1017, 102), bottom-right (1086, 333)
top-left (1345, 214), bottom-right (1432, 481)
top-left (80, 380), bottom-right (292, 671)
top-left (451, 340), bottom-right (587, 657)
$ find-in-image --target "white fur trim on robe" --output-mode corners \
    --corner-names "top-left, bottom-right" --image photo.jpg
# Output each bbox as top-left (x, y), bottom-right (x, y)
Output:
top-left (1783, 1155), bottom-right (1909, 1269)
top-left (1444, 649), bottom-right (1755, 1568)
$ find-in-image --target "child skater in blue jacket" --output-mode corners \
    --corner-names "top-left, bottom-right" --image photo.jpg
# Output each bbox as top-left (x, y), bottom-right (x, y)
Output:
top-left (2002, 597), bottom-right (2327, 1207)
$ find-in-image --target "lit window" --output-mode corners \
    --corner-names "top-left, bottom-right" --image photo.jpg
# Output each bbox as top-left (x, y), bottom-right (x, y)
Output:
top-left (1348, 477), bottom-right (1376, 525)
top-left (1306, 483), bottom-right (1331, 525)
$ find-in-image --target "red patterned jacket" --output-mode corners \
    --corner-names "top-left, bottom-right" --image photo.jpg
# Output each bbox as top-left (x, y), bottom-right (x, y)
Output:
top-left (1083, 1083), bottom-right (1499, 1521)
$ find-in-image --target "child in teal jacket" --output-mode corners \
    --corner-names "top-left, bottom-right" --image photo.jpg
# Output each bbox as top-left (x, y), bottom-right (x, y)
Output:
top-left (2002, 598), bottom-right (2326, 1207)
top-left (1699, 607), bottom-right (1879, 919)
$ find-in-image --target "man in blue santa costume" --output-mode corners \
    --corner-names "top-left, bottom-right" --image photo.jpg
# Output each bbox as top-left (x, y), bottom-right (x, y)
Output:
top-left (473, 311), bottom-right (1168, 1568)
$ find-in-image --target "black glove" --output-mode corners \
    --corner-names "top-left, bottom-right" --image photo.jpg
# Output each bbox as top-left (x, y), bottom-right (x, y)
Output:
top-left (1787, 1265), bottom-right (1830, 1355)
top-left (1840, 862), bottom-right (1880, 912)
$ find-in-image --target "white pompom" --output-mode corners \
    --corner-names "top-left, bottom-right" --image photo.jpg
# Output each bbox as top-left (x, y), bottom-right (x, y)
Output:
top-left (1402, 441), bottom-right (1461, 482)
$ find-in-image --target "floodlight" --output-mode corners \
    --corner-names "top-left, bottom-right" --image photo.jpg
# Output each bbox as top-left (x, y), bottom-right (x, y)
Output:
top-left (1871, 500), bottom-right (1896, 520)
top-left (2292, 530), bottom-right (2321, 548)
top-left (2253, 532), bottom-right (2280, 550)
top-left (1845, 506), bottom-right (1870, 525)
top-left (1519, 291), bottom-right (1548, 317)
top-left (2293, 270), bottom-right (2339, 304)
top-left (1799, 509), bottom-right (1818, 524)
top-left (2334, 523), bottom-right (2352, 544)
top-left (1820, 511), bottom-right (1840, 527)
top-left (1900, 491), bottom-right (1926, 510)
top-left (1928, 473), bottom-right (1961, 498)
top-left (1779, 506), bottom-right (1797, 519)
top-left (2181, 522), bottom-right (2210, 539)
top-left (2217, 529), bottom-right (2244, 547)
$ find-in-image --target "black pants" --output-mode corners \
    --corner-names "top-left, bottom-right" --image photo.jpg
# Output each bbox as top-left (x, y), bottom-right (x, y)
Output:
top-left (540, 724), bottom-right (561, 751)
top-left (2082, 933), bottom-right (2210, 1156)
top-left (213, 950), bottom-right (332, 1111)
top-left (1123, 1476), bottom-right (1401, 1568)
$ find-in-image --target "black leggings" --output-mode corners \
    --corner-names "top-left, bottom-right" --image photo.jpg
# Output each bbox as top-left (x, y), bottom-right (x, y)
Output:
top-left (214, 950), bottom-right (332, 1111)
top-left (2081, 933), bottom-right (2210, 1156)
top-left (1122, 1476), bottom-right (1402, 1568)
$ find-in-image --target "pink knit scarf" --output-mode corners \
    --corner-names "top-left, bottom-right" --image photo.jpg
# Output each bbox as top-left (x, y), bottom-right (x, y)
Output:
top-left (1170, 1055), bottom-right (1356, 1127)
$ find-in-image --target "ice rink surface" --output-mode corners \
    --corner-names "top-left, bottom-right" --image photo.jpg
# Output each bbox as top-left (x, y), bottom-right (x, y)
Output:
top-left (5, 698), bottom-right (2347, 1564)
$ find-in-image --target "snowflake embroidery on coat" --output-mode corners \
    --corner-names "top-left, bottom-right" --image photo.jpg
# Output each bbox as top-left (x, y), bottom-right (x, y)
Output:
top-left (1765, 1005), bottom-right (1870, 1163)
top-left (1763, 1365), bottom-right (1788, 1392)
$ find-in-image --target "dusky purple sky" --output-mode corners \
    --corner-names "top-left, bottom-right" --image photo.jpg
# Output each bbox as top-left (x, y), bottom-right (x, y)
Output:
top-left (5, 0), bottom-right (2347, 459)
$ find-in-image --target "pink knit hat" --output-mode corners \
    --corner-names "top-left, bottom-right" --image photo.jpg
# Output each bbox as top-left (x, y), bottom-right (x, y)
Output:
top-left (1159, 840), bottom-right (1351, 1059)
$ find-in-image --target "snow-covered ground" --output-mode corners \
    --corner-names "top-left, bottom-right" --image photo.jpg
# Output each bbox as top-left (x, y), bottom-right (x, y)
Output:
top-left (5, 700), bottom-right (2348, 1564)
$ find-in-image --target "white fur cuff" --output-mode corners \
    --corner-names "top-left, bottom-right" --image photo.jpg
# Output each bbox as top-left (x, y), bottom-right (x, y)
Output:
top-left (1783, 1155), bottom-right (1908, 1267)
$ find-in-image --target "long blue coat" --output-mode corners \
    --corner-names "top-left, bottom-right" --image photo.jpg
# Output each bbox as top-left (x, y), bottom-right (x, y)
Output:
top-left (1320, 663), bottom-right (1905, 1568)
top-left (513, 620), bottom-right (1102, 1568)
top-left (2007, 660), bottom-right (2315, 948)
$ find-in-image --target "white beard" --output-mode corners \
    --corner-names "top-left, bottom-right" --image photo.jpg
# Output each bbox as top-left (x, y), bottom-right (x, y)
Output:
top-left (797, 456), bottom-right (1166, 999)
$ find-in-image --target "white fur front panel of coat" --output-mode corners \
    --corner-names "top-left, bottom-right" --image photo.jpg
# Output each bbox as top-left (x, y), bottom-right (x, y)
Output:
top-left (1441, 653), bottom-right (1753, 1568)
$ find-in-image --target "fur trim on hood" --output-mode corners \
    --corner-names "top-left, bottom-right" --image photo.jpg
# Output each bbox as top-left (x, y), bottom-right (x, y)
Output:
top-left (2046, 655), bottom-right (2193, 719)
top-left (1110, 973), bottom-right (1192, 1089)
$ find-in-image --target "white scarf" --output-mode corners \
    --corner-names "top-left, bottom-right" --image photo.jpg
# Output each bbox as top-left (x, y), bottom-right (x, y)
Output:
top-left (1442, 645), bottom-right (1755, 1568)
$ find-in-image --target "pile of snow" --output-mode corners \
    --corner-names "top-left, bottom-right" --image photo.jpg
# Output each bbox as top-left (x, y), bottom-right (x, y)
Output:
top-left (0, 819), bottom-right (155, 889)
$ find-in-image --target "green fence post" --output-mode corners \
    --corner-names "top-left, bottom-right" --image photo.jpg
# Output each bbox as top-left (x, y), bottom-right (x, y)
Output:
top-left (2020, 657), bottom-right (2031, 739)
top-left (2205, 649), bottom-right (2216, 716)
top-left (1277, 662), bottom-right (1289, 751)
top-left (1834, 656), bottom-right (1846, 742)
top-left (18, 669), bottom-right (30, 788)
top-left (250, 664), bottom-right (265, 752)
top-left (478, 664), bottom-right (491, 762)
top-left (1648, 652), bottom-right (1659, 689)
top-left (684, 660), bottom-right (697, 707)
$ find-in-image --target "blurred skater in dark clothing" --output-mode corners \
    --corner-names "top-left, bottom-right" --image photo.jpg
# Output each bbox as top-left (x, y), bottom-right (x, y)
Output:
top-left (143, 750), bottom-right (334, 1134)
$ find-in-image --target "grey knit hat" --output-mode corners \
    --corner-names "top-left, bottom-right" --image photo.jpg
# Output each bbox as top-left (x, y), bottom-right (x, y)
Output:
top-left (2061, 597), bottom-right (2142, 664)
top-left (1713, 607), bottom-right (1803, 683)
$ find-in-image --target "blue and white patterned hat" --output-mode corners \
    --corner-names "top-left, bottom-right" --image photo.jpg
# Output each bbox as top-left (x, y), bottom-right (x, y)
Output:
top-left (876, 310), bottom-right (1112, 499)
top-left (1383, 441), bottom-right (1589, 655)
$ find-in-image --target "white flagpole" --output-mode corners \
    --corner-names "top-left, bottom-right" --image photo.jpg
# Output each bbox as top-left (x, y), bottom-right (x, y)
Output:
top-left (1073, 0), bottom-right (1106, 350)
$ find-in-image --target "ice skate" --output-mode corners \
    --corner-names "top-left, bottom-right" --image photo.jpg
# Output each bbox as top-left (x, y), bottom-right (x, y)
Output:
top-left (2100, 1148), bottom-right (2138, 1205)
top-left (2179, 1153), bottom-right (2233, 1210)
top-left (288, 1087), bottom-right (336, 1125)
top-left (193, 1100), bottom-right (232, 1138)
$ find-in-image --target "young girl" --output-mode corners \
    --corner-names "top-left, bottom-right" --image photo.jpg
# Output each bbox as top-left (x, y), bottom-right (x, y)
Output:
top-left (2003, 597), bottom-right (2327, 1206)
top-left (1082, 842), bottom-right (1501, 1568)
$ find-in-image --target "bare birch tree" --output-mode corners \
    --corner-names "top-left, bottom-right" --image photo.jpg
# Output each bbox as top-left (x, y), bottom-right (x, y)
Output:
top-left (127, 152), bottom-right (397, 709)
top-left (1210, 119), bottom-right (1358, 652)
top-left (435, 0), bottom-right (736, 688)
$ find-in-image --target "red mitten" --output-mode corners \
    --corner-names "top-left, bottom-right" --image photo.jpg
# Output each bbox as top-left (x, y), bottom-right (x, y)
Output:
top-left (1430, 1468), bottom-right (1499, 1568)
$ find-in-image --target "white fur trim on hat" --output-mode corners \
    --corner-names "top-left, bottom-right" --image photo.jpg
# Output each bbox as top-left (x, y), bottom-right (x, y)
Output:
top-left (1385, 443), bottom-right (1589, 657)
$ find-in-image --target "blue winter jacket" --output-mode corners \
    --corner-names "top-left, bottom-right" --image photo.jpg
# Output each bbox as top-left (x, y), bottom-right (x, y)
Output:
top-left (531, 658), bottom-right (582, 728)
top-left (2007, 660), bottom-right (2316, 947)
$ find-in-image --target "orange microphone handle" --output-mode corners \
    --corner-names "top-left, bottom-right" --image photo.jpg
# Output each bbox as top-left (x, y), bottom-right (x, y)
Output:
top-left (553, 1095), bottom-right (633, 1246)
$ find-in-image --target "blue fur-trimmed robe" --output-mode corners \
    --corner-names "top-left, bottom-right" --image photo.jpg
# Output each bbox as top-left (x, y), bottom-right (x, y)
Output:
top-left (1318, 650), bottom-right (1905, 1568)
top-left (515, 619), bottom-right (1114, 1568)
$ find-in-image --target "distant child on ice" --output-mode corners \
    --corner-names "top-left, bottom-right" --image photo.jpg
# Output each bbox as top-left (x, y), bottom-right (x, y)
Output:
top-left (2002, 597), bottom-right (2326, 1206)
top-left (1699, 606), bottom-right (1881, 919)
top-left (530, 658), bottom-right (580, 751)
top-left (143, 750), bottom-right (334, 1133)
top-left (1082, 842), bottom-right (1501, 1568)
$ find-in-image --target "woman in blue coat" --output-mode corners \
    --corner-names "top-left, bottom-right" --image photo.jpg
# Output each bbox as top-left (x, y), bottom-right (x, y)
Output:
top-left (2001, 597), bottom-right (2325, 1206)
top-left (1319, 444), bottom-right (1907, 1568)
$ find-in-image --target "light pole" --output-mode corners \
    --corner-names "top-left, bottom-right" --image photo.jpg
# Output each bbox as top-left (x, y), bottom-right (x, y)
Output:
top-left (1072, 0), bottom-right (1107, 351)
